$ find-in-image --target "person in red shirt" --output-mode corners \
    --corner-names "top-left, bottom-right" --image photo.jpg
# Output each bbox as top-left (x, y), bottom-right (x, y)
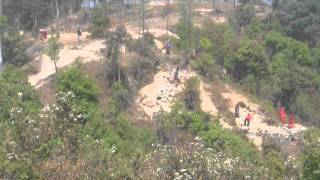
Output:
top-left (244, 113), bottom-right (252, 127)
top-left (279, 106), bottom-right (286, 126)
top-left (289, 113), bottom-right (295, 128)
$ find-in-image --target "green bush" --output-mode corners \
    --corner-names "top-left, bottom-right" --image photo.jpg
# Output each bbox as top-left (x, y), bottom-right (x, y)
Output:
top-left (90, 8), bottom-right (111, 37)
top-left (183, 77), bottom-right (200, 111)
top-left (109, 82), bottom-right (131, 113)
top-left (262, 145), bottom-right (286, 180)
top-left (156, 102), bottom-right (258, 161)
top-left (201, 22), bottom-right (233, 65)
top-left (1, 158), bottom-right (39, 180)
top-left (303, 129), bottom-right (320, 146)
top-left (0, 66), bottom-right (41, 122)
top-left (199, 123), bottom-right (258, 160)
top-left (57, 67), bottom-right (98, 102)
top-left (225, 38), bottom-right (268, 81)
top-left (191, 53), bottom-right (216, 78)
top-left (303, 144), bottom-right (320, 180)
top-left (34, 139), bottom-right (63, 160)
top-left (3, 29), bottom-right (29, 66)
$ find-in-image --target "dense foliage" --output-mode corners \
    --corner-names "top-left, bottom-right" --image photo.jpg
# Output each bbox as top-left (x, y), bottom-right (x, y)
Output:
top-left (199, 14), bottom-right (320, 126)
top-left (57, 66), bottom-right (98, 102)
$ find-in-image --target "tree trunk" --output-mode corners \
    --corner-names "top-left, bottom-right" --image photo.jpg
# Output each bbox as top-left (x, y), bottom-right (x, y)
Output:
top-left (55, 0), bottom-right (60, 20)
top-left (69, 1), bottom-right (73, 15)
top-left (17, 13), bottom-right (20, 30)
top-left (141, 0), bottom-right (145, 53)
top-left (167, 0), bottom-right (170, 34)
top-left (54, 59), bottom-right (58, 74)
top-left (211, 0), bottom-right (215, 14)
top-left (186, 0), bottom-right (192, 65)
top-left (0, 0), bottom-right (3, 70)
top-left (139, 0), bottom-right (145, 81)
top-left (0, 41), bottom-right (2, 70)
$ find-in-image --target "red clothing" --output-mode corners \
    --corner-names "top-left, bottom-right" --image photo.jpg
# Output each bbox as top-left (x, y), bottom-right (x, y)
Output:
top-left (279, 107), bottom-right (286, 124)
top-left (289, 114), bottom-right (295, 128)
top-left (245, 114), bottom-right (252, 121)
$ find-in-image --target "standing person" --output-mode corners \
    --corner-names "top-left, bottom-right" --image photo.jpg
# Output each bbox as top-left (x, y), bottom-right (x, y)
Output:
top-left (39, 29), bottom-right (46, 40)
top-left (235, 102), bottom-right (240, 118)
top-left (289, 113), bottom-right (295, 129)
top-left (165, 40), bottom-right (171, 55)
top-left (279, 106), bottom-right (286, 126)
top-left (43, 30), bottom-right (47, 40)
top-left (173, 67), bottom-right (180, 83)
top-left (77, 27), bottom-right (82, 45)
top-left (244, 113), bottom-right (252, 127)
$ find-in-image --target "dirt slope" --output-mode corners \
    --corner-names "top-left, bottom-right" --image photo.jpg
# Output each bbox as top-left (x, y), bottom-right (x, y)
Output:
top-left (28, 33), bottom-right (104, 88)
top-left (221, 85), bottom-right (307, 149)
top-left (136, 68), bottom-right (196, 118)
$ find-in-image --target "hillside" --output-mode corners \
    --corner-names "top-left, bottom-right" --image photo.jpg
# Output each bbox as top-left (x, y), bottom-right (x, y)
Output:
top-left (0, 0), bottom-right (320, 179)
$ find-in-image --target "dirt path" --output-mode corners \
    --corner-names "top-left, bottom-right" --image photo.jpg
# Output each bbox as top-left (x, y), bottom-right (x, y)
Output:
top-left (199, 81), bottom-right (218, 115)
top-left (137, 67), bottom-right (196, 118)
top-left (28, 33), bottom-right (104, 88)
top-left (199, 81), bottom-right (233, 129)
top-left (125, 25), bottom-right (179, 52)
top-left (221, 85), bottom-right (307, 149)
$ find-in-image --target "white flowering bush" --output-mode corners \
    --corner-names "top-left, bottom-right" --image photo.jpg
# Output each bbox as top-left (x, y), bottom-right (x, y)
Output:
top-left (0, 66), bottom-right (41, 121)
top-left (139, 138), bottom-right (266, 179)
top-left (57, 67), bottom-right (98, 102)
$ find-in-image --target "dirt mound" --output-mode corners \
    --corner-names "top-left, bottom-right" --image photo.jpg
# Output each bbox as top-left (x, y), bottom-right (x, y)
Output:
top-left (199, 82), bottom-right (218, 116)
top-left (137, 68), bottom-right (196, 118)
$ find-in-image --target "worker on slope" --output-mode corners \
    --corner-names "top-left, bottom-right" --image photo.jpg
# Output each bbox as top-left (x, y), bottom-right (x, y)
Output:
top-left (77, 27), bottom-right (82, 45)
top-left (279, 106), bottom-right (286, 127)
top-left (165, 40), bottom-right (171, 55)
top-left (173, 67), bottom-right (180, 83)
top-left (289, 113), bottom-right (295, 129)
top-left (235, 102), bottom-right (240, 118)
top-left (244, 113), bottom-right (252, 127)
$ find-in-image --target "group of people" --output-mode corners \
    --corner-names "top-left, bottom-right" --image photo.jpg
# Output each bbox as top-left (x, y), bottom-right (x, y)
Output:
top-left (279, 106), bottom-right (295, 128)
top-left (235, 103), bottom-right (295, 128)
top-left (39, 27), bottom-right (82, 45)
top-left (235, 103), bottom-right (253, 127)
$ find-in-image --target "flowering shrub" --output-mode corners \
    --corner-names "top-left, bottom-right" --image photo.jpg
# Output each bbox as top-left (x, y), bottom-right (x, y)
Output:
top-left (0, 66), bottom-right (41, 121)
top-left (139, 138), bottom-right (266, 179)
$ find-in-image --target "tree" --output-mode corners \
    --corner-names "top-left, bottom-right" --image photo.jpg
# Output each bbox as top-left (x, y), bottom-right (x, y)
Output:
top-left (234, 4), bottom-right (255, 34)
top-left (45, 35), bottom-right (60, 74)
top-left (225, 38), bottom-right (268, 81)
top-left (279, 0), bottom-right (320, 46)
top-left (105, 26), bottom-right (128, 87)
top-left (302, 129), bottom-right (320, 179)
top-left (90, 7), bottom-right (111, 37)
top-left (202, 22), bottom-right (233, 65)
top-left (177, 0), bottom-right (197, 65)
top-left (0, 0), bottom-right (4, 70)
top-left (191, 53), bottom-right (216, 78)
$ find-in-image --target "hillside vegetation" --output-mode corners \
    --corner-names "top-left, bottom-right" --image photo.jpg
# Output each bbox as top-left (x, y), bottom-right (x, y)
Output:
top-left (0, 0), bottom-right (319, 179)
